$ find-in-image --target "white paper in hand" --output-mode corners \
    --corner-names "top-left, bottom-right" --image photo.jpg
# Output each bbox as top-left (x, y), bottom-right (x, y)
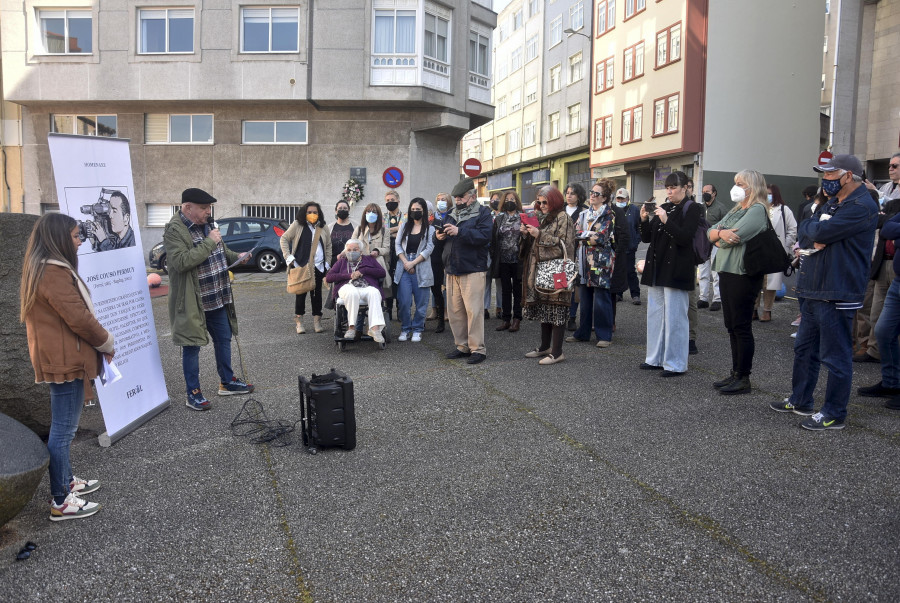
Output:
top-left (100, 357), bottom-right (123, 387)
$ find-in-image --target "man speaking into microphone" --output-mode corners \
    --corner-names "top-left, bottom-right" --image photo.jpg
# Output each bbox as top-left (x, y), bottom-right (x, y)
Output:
top-left (164, 188), bottom-right (254, 411)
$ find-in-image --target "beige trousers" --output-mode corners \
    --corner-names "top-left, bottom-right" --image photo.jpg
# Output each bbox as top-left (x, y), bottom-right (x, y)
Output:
top-left (446, 272), bottom-right (487, 355)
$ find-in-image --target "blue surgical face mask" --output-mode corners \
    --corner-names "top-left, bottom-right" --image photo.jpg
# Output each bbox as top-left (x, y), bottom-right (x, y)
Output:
top-left (437, 201), bottom-right (448, 212)
top-left (767, 194), bottom-right (773, 203)
top-left (347, 250), bottom-right (361, 262)
top-left (821, 176), bottom-right (843, 197)
top-left (365, 212), bottom-right (378, 224)
top-left (615, 201), bottom-right (627, 208)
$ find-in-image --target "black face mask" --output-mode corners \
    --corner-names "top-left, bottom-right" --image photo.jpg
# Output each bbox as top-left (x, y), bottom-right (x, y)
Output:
top-left (386, 201), bottom-right (399, 212)
top-left (336, 209), bottom-right (350, 220)
top-left (504, 201), bottom-right (517, 212)
top-left (490, 200), bottom-right (500, 210)
top-left (702, 193), bottom-right (712, 204)
top-left (409, 210), bottom-right (423, 221)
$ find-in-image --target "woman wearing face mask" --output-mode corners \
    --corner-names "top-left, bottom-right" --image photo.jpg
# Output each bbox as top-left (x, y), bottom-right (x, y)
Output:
top-left (384, 191), bottom-right (403, 321)
top-left (325, 239), bottom-right (386, 343)
top-left (430, 193), bottom-right (451, 333)
top-left (754, 184), bottom-right (797, 322)
top-left (352, 203), bottom-right (390, 292)
top-left (521, 186), bottom-right (576, 364)
top-left (394, 198), bottom-right (435, 342)
top-left (564, 183), bottom-right (588, 330)
top-left (484, 192), bottom-right (503, 319)
top-left (281, 201), bottom-right (332, 334)
top-left (491, 191), bottom-right (524, 332)
top-left (706, 170), bottom-right (770, 394)
top-left (638, 171), bottom-right (702, 376)
top-left (327, 200), bottom-right (355, 265)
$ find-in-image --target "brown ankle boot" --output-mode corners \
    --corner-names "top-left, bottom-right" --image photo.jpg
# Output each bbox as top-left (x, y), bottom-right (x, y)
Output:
top-left (496, 321), bottom-right (510, 331)
top-left (508, 318), bottom-right (521, 332)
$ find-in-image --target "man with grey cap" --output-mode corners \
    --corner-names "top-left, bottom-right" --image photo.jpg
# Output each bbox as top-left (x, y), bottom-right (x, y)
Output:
top-left (770, 154), bottom-right (877, 430)
top-left (435, 177), bottom-right (493, 364)
top-left (164, 187), bottom-right (253, 411)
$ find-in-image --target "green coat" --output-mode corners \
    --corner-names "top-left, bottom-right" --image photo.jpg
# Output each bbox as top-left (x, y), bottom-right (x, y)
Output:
top-left (164, 213), bottom-right (240, 347)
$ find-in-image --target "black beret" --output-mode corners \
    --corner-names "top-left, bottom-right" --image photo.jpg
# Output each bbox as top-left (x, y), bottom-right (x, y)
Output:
top-left (182, 188), bottom-right (217, 204)
top-left (450, 178), bottom-right (474, 198)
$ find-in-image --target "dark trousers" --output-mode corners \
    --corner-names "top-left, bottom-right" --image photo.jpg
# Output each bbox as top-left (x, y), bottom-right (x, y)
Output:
top-left (626, 249), bottom-right (640, 299)
top-left (719, 271), bottom-right (763, 376)
top-left (431, 259), bottom-right (445, 311)
top-left (497, 262), bottom-right (522, 320)
top-left (295, 268), bottom-right (325, 316)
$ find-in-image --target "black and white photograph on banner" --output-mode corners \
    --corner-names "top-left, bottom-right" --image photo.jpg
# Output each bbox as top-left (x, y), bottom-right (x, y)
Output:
top-left (72, 187), bottom-right (137, 253)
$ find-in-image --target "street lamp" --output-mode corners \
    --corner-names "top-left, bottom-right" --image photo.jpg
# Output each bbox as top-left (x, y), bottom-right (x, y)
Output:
top-left (564, 27), bottom-right (591, 40)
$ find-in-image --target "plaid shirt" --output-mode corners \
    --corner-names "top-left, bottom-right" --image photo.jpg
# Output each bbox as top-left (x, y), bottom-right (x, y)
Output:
top-left (180, 212), bottom-right (232, 312)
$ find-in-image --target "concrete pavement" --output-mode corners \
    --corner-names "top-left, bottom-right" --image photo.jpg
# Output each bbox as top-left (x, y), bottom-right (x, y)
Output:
top-left (1, 272), bottom-right (898, 601)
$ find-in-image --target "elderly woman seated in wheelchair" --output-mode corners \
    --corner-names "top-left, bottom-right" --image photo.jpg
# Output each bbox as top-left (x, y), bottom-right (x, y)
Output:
top-left (325, 238), bottom-right (388, 347)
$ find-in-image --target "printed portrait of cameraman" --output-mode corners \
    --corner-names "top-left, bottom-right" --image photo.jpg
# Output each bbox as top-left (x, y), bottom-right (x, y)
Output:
top-left (91, 191), bottom-right (136, 251)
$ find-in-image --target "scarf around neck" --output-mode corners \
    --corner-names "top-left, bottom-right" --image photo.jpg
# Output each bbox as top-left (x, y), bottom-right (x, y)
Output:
top-left (452, 201), bottom-right (481, 225)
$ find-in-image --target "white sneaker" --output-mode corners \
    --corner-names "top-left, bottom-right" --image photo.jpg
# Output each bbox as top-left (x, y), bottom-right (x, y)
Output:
top-left (411, 332), bottom-right (422, 342)
top-left (69, 475), bottom-right (101, 495)
top-left (398, 331), bottom-right (410, 342)
top-left (49, 493), bottom-right (100, 521)
top-left (370, 329), bottom-right (385, 344)
top-left (791, 332), bottom-right (797, 338)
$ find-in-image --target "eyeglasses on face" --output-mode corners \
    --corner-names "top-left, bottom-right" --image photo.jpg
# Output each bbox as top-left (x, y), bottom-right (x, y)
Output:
top-left (589, 190), bottom-right (602, 197)
top-left (890, 163), bottom-right (900, 169)
top-left (534, 200), bottom-right (548, 205)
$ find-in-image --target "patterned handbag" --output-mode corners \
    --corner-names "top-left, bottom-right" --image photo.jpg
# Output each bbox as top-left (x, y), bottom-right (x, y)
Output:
top-left (535, 241), bottom-right (577, 294)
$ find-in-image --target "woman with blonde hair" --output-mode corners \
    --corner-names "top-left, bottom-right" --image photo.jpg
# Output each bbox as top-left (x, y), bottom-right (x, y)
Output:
top-left (20, 213), bottom-right (115, 521)
top-left (352, 202), bottom-right (391, 291)
top-left (707, 169), bottom-right (770, 394)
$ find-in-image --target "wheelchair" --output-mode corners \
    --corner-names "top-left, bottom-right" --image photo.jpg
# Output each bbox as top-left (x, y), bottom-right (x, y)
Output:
top-left (333, 296), bottom-right (392, 352)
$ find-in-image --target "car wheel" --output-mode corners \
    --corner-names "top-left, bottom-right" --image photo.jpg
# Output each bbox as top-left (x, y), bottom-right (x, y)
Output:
top-left (256, 250), bottom-right (279, 273)
top-left (160, 254), bottom-right (168, 274)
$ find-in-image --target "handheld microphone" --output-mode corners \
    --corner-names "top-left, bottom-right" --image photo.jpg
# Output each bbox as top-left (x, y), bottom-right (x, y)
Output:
top-left (206, 215), bottom-right (218, 231)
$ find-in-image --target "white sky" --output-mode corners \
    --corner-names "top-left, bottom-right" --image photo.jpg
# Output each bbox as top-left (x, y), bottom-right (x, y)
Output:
top-left (494, 0), bottom-right (514, 13)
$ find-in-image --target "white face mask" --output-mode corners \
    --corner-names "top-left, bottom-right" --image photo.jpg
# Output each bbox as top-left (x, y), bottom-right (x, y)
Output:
top-left (730, 185), bottom-right (746, 203)
top-left (767, 194), bottom-right (773, 203)
top-left (615, 201), bottom-right (627, 208)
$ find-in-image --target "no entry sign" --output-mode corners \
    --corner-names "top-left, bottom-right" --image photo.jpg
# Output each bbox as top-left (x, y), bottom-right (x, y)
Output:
top-left (383, 167), bottom-right (404, 188)
top-left (817, 151), bottom-right (833, 166)
top-left (463, 158), bottom-right (482, 178)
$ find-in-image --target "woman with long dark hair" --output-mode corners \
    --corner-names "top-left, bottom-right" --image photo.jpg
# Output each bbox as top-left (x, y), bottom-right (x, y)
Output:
top-left (327, 199), bottom-right (356, 265)
top-left (638, 171), bottom-right (702, 376)
top-left (756, 183), bottom-right (797, 321)
top-left (394, 197), bottom-right (435, 342)
top-left (707, 170), bottom-right (770, 394)
top-left (280, 201), bottom-right (332, 334)
top-left (521, 186), bottom-right (576, 364)
top-left (20, 213), bottom-right (114, 521)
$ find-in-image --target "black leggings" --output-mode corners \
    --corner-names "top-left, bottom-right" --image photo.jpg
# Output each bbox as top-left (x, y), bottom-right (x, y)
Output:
top-left (719, 271), bottom-right (764, 376)
top-left (498, 262), bottom-right (522, 320)
top-left (431, 260), bottom-right (445, 311)
top-left (295, 268), bottom-right (325, 316)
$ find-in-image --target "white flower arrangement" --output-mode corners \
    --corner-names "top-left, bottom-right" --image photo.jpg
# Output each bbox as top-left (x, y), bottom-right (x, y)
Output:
top-left (341, 178), bottom-right (365, 207)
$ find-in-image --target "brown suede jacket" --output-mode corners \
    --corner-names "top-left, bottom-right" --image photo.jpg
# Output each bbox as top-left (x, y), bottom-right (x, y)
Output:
top-left (25, 261), bottom-right (115, 397)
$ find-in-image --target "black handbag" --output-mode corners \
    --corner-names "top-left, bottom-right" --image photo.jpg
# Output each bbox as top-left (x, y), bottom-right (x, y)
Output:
top-left (744, 211), bottom-right (791, 277)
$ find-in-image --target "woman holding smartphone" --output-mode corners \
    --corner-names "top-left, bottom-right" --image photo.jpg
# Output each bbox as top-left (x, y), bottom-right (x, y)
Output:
top-left (638, 171), bottom-right (701, 376)
top-left (20, 213), bottom-right (115, 521)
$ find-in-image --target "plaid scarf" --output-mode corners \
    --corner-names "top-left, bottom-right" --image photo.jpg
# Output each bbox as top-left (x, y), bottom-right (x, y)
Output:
top-left (180, 212), bottom-right (232, 312)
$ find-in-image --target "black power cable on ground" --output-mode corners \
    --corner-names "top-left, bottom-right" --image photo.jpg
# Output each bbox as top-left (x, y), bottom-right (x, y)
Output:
top-left (230, 398), bottom-right (298, 447)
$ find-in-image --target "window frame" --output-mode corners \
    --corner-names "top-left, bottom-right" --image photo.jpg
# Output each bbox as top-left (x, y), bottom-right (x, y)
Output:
top-left (568, 52), bottom-right (583, 85)
top-left (595, 56), bottom-right (614, 94)
top-left (593, 115), bottom-right (613, 150)
top-left (510, 88), bottom-right (522, 112)
top-left (525, 78), bottom-right (538, 105)
top-left (423, 11), bottom-right (451, 65)
top-left (570, 0), bottom-right (585, 31)
top-left (549, 15), bottom-right (563, 47)
top-left (469, 30), bottom-right (491, 78)
top-left (508, 127), bottom-right (521, 152)
top-left (624, 0), bottom-right (646, 21)
top-left (622, 40), bottom-right (645, 83)
top-left (240, 6), bottom-right (301, 54)
top-left (138, 7), bottom-right (195, 55)
top-left (523, 121), bottom-right (537, 147)
top-left (548, 112), bottom-right (560, 140)
top-left (50, 114), bottom-right (118, 137)
top-left (526, 34), bottom-right (540, 62)
top-left (651, 93), bottom-right (679, 137)
top-left (655, 21), bottom-right (682, 69)
top-left (549, 63), bottom-right (562, 94)
top-left (620, 105), bottom-right (642, 144)
top-left (596, 0), bottom-right (615, 38)
top-left (372, 7), bottom-right (416, 56)
top-left (144, 113), bottom-right (214, 145)
top-left (567, 103), bottom-right (582, 134)
top-left (511, 47), bottom-right (524, 72)
top-left (241, 120), bottom-right (309, 145)
top-left (36, 8), bottom-right (93, 55)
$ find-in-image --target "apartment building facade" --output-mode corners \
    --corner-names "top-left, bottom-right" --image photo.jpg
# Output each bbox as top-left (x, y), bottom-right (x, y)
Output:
top-left (461, 0), bottom-right (593, 203)
top-left (0, 0), bottom-right (496, 256)
top-left (589, 0), bottom-right (824, 207)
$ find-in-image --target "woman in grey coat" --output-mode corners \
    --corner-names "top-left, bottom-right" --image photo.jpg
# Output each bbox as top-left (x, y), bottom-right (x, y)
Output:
top-left (394, 197), bottom-right (435, 342)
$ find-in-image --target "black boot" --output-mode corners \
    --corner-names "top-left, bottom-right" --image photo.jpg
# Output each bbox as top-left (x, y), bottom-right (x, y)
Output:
top-left (719, 375), bottom-right (751, 395)
top-left (713, 371), bottom-right (738, 389)
top-left (435, 316), bottom-right (445, 333)
top-left (566, 316), bottom-right (576, 331)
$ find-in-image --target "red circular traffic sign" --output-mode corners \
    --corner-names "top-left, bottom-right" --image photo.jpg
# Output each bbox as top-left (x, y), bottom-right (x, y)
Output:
top-left (463, 158), bottom-right (483, 178)
top-left (817, 151), bottom-right (833, 166)
top-left (383, 167), bottom-right (404, 188)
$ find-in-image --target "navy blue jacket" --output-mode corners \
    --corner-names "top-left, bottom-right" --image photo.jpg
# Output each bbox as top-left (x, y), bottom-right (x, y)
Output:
top-left (878, 206), bottom-right (900, 279)
top-left (797, 184), bottom-right (877, 304)
top-left (439, 204), bottom-right (493, 275)
top-left (623, 204), bottom-right (641, 253)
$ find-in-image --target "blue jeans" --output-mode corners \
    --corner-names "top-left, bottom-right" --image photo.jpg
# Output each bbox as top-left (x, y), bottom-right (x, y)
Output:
top-left (48, 379), bottom-right (84, 499)
top-left (397, 267), bottom-right (429, 334)
top-left (645, 286), bottom-right (690, 372)
top-left (875, 278), bottom-right (900, 388)
top-left (789, 298), bottom-right (854, 420)
top-left (182, 306), bottom-right (234, 394)
top-left (574, 285), bottom-right (614, 342)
